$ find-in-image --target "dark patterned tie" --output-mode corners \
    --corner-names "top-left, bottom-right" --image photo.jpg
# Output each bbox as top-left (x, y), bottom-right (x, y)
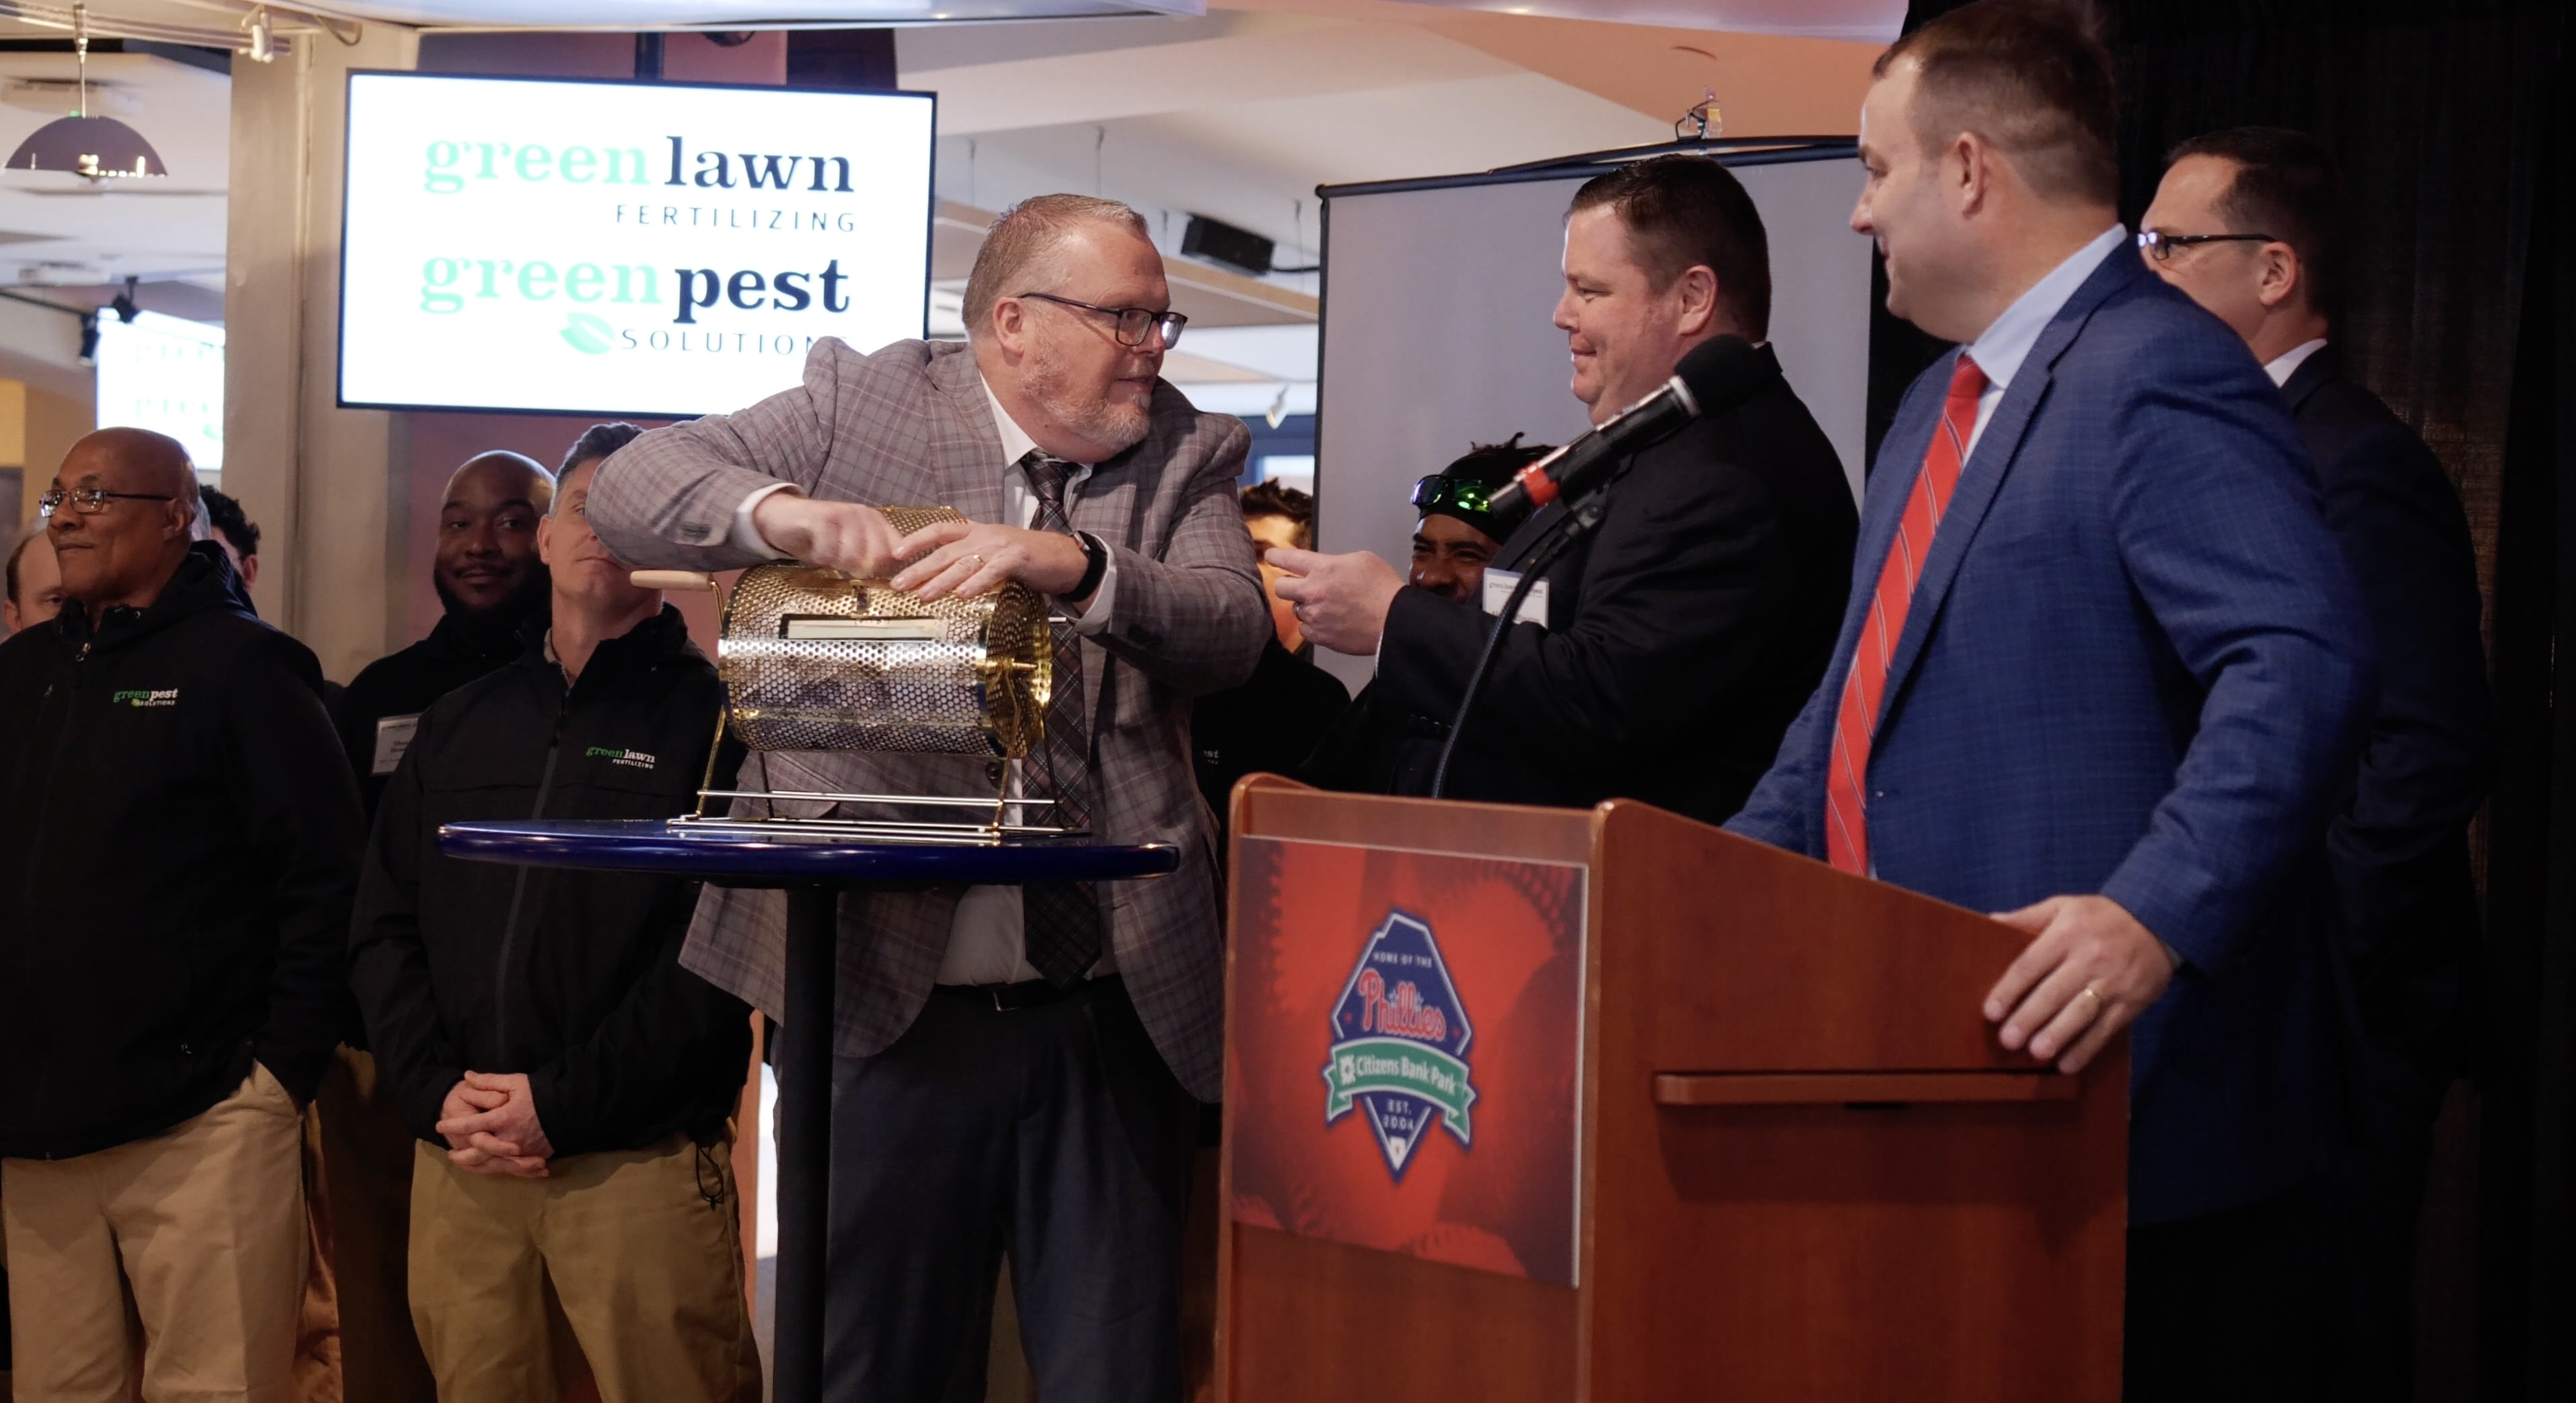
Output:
top-left (1016, 449), bottom-right (1104, 986)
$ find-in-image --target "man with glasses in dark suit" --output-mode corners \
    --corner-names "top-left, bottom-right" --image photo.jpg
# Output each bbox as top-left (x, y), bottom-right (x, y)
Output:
top-left (2143, 126), bottom-right (2494, 1402)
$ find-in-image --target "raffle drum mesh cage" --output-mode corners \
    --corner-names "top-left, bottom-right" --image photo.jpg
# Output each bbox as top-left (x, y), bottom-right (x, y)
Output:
top-left (653, 507), bottom-right (1077, 844)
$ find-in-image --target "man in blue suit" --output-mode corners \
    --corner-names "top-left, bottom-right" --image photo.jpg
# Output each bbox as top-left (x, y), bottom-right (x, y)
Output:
top-left (1726, 4), bottom-right (2376, 1398)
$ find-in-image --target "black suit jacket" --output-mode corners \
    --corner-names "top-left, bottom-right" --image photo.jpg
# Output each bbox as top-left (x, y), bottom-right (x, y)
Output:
top-left (2285, 349), bottom-right (2494, 1083)
top-left (1372, 344), bottom-right (1856, 825)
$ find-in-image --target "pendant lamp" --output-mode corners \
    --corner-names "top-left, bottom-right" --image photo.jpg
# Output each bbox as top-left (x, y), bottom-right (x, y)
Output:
top-left (7, 6), bottom-right (167, 180)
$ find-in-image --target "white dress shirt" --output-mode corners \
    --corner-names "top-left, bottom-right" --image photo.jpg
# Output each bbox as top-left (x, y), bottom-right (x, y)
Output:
top-left (1959, 225), bottom-right (2130, 457)
top-left (729, 372), bottom-right (1121, 986)
top-left (2264, 337), bottom-right (2329, 388)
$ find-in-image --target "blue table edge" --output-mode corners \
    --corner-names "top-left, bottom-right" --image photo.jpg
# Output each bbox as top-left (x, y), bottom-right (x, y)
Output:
top-left (436, 818), bottom-right (1181, 887)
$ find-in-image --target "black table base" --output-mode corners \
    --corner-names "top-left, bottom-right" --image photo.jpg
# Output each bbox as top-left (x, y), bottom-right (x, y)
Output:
top-left (774, 886), bottom-right (837, 1403)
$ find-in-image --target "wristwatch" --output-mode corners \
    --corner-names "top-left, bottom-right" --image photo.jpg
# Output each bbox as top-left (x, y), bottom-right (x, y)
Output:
top-left (1068, 531), bottom-right (1109, 600)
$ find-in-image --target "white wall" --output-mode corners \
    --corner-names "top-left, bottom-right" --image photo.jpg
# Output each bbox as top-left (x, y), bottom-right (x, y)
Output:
top-left (1312, 151), bottom-right (1870, 689)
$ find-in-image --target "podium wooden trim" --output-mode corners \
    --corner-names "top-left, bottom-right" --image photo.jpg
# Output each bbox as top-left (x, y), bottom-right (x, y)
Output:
top-left (1217, 777), bottom-right (2126, 1402)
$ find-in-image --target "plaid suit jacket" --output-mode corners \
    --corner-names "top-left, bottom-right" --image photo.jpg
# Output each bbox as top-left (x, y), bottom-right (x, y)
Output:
top-left (1729, 252), bottom-right (2378, 1223)
top-left (586, 337), bottom-right (1268, 1099)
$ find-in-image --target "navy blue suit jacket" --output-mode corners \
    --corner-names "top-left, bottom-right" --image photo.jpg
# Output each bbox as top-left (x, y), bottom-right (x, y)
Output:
top-left (1729, 251), bottom-right (2377, 1225)
top-left (2284, 352), bottom-right (2492, 1091)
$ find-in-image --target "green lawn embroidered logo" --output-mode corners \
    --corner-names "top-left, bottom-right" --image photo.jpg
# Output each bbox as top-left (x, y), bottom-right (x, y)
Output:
top-left (111, 688), bottom-right (179, 708)
top-left (584, 746), bottom-right (656, 769)
top-left (1324, 910), bottom-right (1476, 1180)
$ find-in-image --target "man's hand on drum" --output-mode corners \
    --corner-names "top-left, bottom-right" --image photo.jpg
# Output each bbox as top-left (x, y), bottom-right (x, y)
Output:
top-left (751, 493), bottom-right (912, 577)
top-left (890, 519), bottom-right (1090, 605)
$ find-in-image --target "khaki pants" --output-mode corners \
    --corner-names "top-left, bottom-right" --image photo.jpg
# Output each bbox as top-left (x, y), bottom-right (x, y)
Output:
top-left (408, 1134), bottom-right (761, 1403)
top-left (2, 1064), bottom-right (310, 1403)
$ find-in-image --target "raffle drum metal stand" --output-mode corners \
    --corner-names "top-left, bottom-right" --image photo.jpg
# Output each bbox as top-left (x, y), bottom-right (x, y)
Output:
top-left (436, 820), bottom-right (1178, 1403)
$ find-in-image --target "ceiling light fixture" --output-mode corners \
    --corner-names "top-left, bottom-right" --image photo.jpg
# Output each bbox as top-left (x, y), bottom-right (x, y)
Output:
top-left (7, 5), bottom-right (169, 180)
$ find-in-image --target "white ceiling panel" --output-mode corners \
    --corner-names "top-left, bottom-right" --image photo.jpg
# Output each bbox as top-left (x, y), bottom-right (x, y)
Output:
top-left (308, 0), bottom-right (1203, 24)
top-left (907, 20), bottom-right (1511, 134)
top-left (1368, 0), bottom-right (1902, 43)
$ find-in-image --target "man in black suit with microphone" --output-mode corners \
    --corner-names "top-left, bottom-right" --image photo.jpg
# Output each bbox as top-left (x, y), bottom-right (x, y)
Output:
top-left (1271, 154), bottom-right (1856, 824)
top-left (2142, 126), bottom-right (2493, 1401)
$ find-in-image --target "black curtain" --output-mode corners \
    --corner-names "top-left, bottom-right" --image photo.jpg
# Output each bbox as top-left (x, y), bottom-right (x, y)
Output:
top-left (1887, 3), bottom-right (2571, 1398)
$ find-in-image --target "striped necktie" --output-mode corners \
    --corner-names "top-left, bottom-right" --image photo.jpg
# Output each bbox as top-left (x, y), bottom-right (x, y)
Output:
top-left (1823, 353), bottom-right (1988, 877)
top-left (1015, 449), bottom-right (1103, 986)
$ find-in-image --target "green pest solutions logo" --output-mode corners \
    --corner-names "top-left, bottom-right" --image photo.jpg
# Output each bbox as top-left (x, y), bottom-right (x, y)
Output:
top-left (1323, 910), bottom-right (1477, 1180)
top-left (585, 746), bottom-right (656, 770)
top-left (562, 312), bottom-right (615, 355)
top-left (111, 688), bottom-right (179, 708)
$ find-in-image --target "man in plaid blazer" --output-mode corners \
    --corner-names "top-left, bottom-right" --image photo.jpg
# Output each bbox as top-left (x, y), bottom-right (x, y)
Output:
top-left (587, 194), bottom-right (1267, 1401)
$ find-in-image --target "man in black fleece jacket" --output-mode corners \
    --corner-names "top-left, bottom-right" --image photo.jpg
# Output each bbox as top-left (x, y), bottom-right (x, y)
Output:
top-left (350, 451), bottom-right (758, 1403)
top-left (0, 428), bottom-right (362, 1401)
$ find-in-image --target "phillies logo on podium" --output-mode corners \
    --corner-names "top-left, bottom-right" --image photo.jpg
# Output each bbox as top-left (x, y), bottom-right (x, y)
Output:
top-left (1323, 910), bottom-right (1477, 1180)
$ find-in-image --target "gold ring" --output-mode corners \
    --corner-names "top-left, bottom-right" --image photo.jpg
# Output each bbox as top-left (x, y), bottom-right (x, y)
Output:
top-left (2078, 986), bottom-right (2101, 1005)
top-left (966, 553), bottom-right (985, 567)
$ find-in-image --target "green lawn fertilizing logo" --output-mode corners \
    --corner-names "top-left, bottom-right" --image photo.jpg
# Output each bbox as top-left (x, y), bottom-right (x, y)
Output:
top-left (111, 688), bottom-right (179, 708)
top-left (585, 746), bottom-right (656, 769)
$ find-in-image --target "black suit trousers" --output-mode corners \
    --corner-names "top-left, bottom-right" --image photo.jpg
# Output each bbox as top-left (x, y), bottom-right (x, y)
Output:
top-left (2123, 1175), bottom-right (2340, 1403)
top-left (820, 977), bottom-right (1197, 1403)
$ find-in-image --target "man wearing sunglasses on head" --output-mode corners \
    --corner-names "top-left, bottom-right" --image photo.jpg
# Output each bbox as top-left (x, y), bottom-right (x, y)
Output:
top-left (1272, 155), bottom-right (1859, 825)
top-left (1307, 438), bottom-right (1544, 795)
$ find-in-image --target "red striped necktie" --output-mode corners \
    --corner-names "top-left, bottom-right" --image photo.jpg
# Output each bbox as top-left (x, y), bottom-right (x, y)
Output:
top-left (1824, 353), bottom-right (1988, 876)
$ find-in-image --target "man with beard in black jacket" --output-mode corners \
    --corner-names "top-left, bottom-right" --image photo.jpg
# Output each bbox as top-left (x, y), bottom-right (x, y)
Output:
top-left (0, 426), bottom-right (362, 1402)
top-left (350, 448), bottom-right (759, 1403)
top-left (338, 448), bottom-right (556, 818)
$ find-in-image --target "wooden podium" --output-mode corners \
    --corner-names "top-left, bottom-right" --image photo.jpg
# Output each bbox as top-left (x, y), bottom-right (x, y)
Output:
top-left (1217, 779), bottom-right (2126, 1401)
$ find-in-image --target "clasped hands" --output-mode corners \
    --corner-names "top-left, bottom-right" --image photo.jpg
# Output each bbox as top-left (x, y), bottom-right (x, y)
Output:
top-left (752, 492), bottom-right (1093, 605)
top-left (1985, 894), bottom-right (2177, 1073)
top-left (437, 1071), bottom-right (553, 1178)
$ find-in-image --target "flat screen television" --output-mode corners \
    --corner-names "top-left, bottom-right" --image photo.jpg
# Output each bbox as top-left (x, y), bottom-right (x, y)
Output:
top-left (338, 71), bottom-right (935, 418)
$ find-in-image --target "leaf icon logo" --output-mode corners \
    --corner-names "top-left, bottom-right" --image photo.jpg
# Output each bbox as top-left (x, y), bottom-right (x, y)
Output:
top-left (561, 312), bottom-right (615, 356)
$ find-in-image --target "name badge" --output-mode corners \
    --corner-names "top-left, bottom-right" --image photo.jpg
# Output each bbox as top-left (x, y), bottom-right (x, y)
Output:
top-left (1480, 568), bottom-right (1550, 627)
top-left (372, 714), bottom-right (421, 776)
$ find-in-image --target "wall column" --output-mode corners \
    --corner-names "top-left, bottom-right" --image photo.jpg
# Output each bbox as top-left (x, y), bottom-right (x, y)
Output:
top-left (224, 22), bottom-right (420, 680)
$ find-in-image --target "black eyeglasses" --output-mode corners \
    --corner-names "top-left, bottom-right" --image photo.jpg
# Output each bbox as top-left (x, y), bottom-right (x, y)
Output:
top-left (2137, 229), bottom-right (2278, 262)
top-left (39, 486), bottom-right (176, 517)
top-left (1411, 474), bottom-right (1493, 518)
top-left (1015, 292), bottom-right (1187, 350)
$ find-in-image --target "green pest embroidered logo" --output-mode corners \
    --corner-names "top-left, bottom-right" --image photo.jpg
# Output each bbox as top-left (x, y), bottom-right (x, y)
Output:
top-left (1323, 910), bottom-right (1476, 1180)
top-left (111, 688), bottom-right (179, 708)
top-left (584, 746), bottom-right (656, 769)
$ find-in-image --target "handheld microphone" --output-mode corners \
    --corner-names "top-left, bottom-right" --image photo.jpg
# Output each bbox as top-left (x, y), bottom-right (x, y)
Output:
top-left (1488, 335), bottom-right (1771, 517)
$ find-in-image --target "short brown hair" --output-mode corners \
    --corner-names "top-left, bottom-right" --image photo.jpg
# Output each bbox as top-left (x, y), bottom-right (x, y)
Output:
top-left (1876, 0), bottom-right (2118, 206)
top-left (1240, 479), bottom-right (1314, 549)
top-left (2165, 127), bottom-right (2347, 328)
top-left (1568, 155), bottom-right (1772, 340)
top-left (962, 194), bottom-right (1153, 341)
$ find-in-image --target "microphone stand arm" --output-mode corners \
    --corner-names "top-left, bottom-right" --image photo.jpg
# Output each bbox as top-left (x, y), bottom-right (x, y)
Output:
top-left (1427, 480), bottom-right (1617, 801)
